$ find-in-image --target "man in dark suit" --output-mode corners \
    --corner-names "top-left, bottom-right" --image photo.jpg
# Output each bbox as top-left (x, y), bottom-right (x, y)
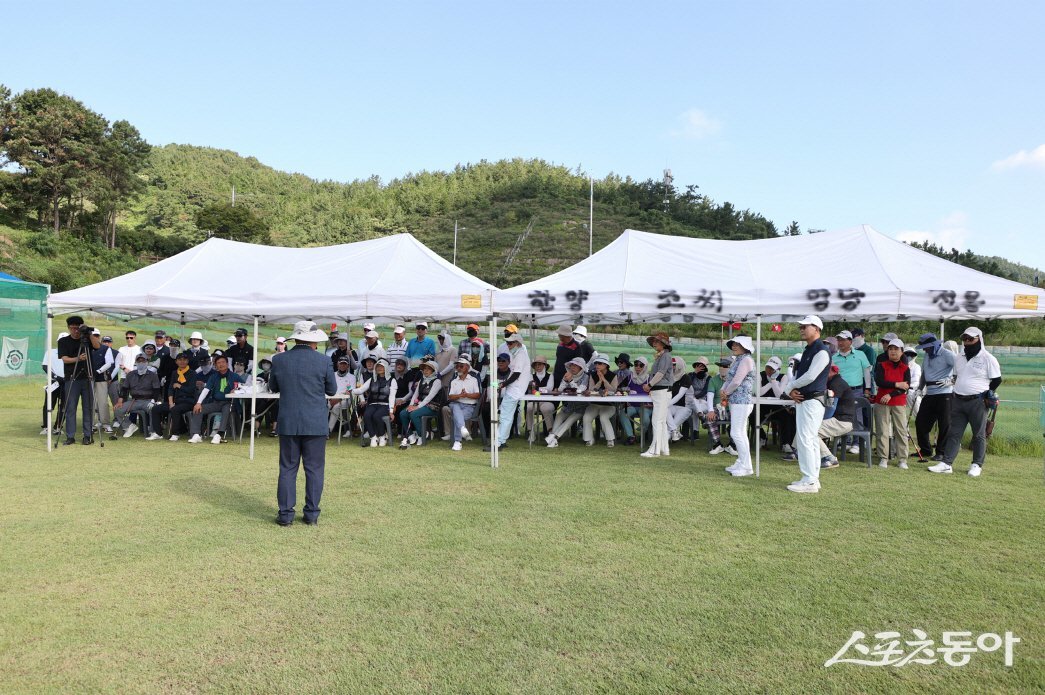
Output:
top-left (268, 321), bottom-right (337, 526)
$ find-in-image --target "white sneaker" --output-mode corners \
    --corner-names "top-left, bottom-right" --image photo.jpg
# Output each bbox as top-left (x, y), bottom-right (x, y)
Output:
top-left (640, 451), bottom-right (657, 458)
top-left (878, 460), bottom-right (888, 468)
top-left (928, 462), bottom-right (953, 474)
top-left (670, 430), bottom-right (682, 442)
top-left (145, 433), bottom-right (163, 441)
top-left (369, 437), bottom-right (378, 448)
top-left (585, 440), bottom-right (594, 447)
top-left (123, 423), bottom-right (138, 438)
top-left (607, 440), bottom-right (614, 448)
top-left (730, 467), bottom-right (754, 477)
top-left (968, 464), bottom-right (982, 477)
top-left (399, 438), bottom-right (410, 450)
top-left (211, 433), bottom-right (222, 444)
top-left (782, 444), bottom-right (794, 454)
top-left (546, 436), bottom-right (558, 448)
top-left (169, 435), bottom-right (179, 442)
top-left (787, 480), bottom-right (821, 493)
top-left (708, 445), bottom-right (725, 455)
top-left (441, 434), bottom-right (451, 441)
top-left (451, 441), bottom-right (462, 451)
top-left (408, 434), bottom-right (419, 445)
top-left (461, 425), bottom-right (472, 442)
top-left (378, 436), bottom-right (387, 447)
top-left (188, 434), bottom-right (202, 444)
top-left (40, 427), bottom-right (49, 435)
top-left (898, 461), bottom-right (909, 470)
top-left (847, 445), bottom-right (860, 455)
top-left (724, 445), bottom-right (738, 456)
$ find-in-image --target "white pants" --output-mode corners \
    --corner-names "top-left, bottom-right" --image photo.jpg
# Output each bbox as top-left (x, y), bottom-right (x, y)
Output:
top-left (795, 399), bottom-right (826, 484)
top-left (668, 404), bottom-right (694, 433)
top-left (583, 404), bottom-right (616, 443)
top-left (729, 403), bottom-right (754, 470)
top-left (646, 388), bottom-right (672, 455)
top-left (551, 408), bottom-right (584, 439)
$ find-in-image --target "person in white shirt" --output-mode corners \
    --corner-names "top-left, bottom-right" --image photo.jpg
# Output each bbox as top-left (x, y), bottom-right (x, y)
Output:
top-left (357, 329), bottom-right (386, 372)
top-left (446, 357), bottom-right (481, 451)
top-left (328, 355), bottom-right (356, 436)
top-left (487, 333), bottom-right (529, 452)
top-left (117, 330), bottom-right (142, 377)
top-left (929, 327), bottom-right (1002, 477)
top-left (385, 326), bottom-right (409, 367)
top-left (40, 333), bottom-right (68, 434)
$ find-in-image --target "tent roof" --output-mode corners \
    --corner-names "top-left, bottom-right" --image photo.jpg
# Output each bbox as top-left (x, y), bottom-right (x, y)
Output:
top-left (48, 234), bottom-right (496, 323)
top-left (0, 271), bottom-right (22, 282)
top-left (494, 225), bottom-right (1045, 325)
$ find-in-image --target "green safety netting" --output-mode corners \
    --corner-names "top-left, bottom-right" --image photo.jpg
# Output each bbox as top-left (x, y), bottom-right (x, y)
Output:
top-left (0, 278), bottom-right (49, 377)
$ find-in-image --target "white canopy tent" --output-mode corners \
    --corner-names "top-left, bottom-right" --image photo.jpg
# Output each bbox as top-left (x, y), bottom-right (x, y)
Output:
top-left (494, 225), bottom-right (1045, 325)
top-left (46, 234), bottom-right (502, 463)
top-left (494, 225), bottom-right (1045, 476)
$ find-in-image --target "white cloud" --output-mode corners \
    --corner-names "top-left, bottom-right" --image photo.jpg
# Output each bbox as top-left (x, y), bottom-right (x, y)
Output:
top-left (669, 108), bottom-right (722, 140)
top-left (989, 144), bottom-right (1045, 172)
top-left (896, 211), bottom-right (970, 250)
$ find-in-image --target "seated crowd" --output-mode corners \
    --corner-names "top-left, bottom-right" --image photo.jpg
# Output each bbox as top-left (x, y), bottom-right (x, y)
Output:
top-left (44, 316), bottom-right (996, 478)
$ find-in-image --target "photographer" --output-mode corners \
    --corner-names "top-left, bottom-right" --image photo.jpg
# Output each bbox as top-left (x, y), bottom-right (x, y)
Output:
top-left (57, 316), bottom-right (94, 445)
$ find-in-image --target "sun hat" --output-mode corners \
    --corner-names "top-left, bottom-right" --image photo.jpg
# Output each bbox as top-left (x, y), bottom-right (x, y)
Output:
top-left (289, 320), bottom-right (328, 343)
top-left (593, 355), bottom-right (611, 366)
top-left (646, 331), bottom-right (672, 349)
top-left (692, 357), bottom-right (709, 368)
top-left (418, 359), bottom-right (437, 372)
top-left (336, 332), bottom-right (349, 341)
top-left (455, 356), bottom-right (472, 366)
top-left (189, 331), bottom-right (204, 341)
top-left (961, 326), bottom-right (983, 340)
top-left (505, 333), bottom-right (523, 344)
top-left (726, 335), bottom-right (754, 353)
top-left (532, 355), bottom-right (549, 367)
top-left (567, 357), bottom-right (587, 370)
top-left (374, 358), bottom-right (390, 371)
top-left (573, 326), bottom-right (588, 338)
top-left (615, 353), bottom-right (632, 367)
top-left (797, 315), bottom-right (824, 329)
top-left (556, 324), bottom-right (573, 338)
top-left (365, 330), bottom-right (379, 338)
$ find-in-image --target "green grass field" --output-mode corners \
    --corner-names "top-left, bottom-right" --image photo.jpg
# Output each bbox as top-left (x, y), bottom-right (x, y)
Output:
top-left (1, 378), bottom-right (1043, 694)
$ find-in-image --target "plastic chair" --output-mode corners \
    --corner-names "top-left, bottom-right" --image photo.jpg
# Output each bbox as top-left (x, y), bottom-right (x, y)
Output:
top-left (834, 397), bottom-right (873, 467)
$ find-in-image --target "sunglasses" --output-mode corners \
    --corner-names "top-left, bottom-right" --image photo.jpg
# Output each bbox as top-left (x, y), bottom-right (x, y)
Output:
top-left (961, 336), bottom-right (977, 342)
top-left (125, 336), bottom-right (135, 340)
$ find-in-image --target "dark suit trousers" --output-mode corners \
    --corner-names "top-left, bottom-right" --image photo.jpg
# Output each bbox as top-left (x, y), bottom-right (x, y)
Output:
top-left (277, 435), bottom-right (326, 522)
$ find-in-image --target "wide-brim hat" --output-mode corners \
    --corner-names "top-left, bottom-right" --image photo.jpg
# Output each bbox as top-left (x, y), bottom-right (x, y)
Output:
top-left (646, 332), bottom-right (672, 349)
top-left (532, 355), bottom-right (549, 366)
top-left (189, 331), bottom-right (204, 341)
top-left (692, 356), bottom-right (709, 368)
top-left (917, 333), bottom-right (938, 349)
top-left (418, 359), bottom-right (437, 373)
top-left (726, 335), bottom-right (754, 353)
top-left (593, 355), bottom-right (611, 366)
top-left (567, 357), bottom-right (587, 370)
top-left (573, 326), bottom-right (588, 338)
top-left (615, 352), bottom-right (632, 367)
top-left (556, 324), bottom-right (573, 338)
top-left (505, 333), bottom-right (523, 344)
top-left (961, 326), bottom-right (983, 340)
top-left (374, 358), bottom-right (390, 371)
top-left (290, 320), bottom-right (328, 343)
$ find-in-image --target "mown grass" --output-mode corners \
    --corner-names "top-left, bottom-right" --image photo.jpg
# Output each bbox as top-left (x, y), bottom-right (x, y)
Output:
top-left (2, 375), bottom-right (1043, 693)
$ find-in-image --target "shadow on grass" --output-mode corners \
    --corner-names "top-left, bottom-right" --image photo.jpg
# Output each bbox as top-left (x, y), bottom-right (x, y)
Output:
top-left (167, 476), bottom-right (271, 521)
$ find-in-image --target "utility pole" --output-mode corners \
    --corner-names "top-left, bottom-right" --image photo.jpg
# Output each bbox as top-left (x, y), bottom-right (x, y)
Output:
top-left (589, 176), bottom-right (594, 257)
top-left (231, 185), bottom-right (235, 206)
top-left (453, 220), bottom-right (466, 266)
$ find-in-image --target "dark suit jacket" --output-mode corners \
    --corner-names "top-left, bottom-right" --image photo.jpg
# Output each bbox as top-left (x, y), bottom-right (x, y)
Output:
top-left (268, 344), bottom-right (337, 436)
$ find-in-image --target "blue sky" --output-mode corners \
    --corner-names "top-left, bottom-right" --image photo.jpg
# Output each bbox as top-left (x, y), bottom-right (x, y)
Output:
top-left (7, 1), bottom-right (1044, 275)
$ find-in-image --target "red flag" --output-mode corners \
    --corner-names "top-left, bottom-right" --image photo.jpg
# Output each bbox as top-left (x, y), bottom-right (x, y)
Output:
top-left (731, 322), bottom-right (743, 330)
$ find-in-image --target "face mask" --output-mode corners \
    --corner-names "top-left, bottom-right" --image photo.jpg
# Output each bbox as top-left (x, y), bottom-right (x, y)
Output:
top-left (467, 330), bottom-right (477, 338)
top-left (200, 365), bottom-right (212, 374)
top-left (135, 364), bottom-right (148, 375)
top-left (261, 365), bottom-right (271, 373)
top-left (852, 336), bottom-right (865, 349)
top-left (509, 345), bottom-right (520, 355)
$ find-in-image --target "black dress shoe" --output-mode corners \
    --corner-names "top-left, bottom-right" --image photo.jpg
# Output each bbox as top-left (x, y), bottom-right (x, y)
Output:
top-left (82, 436), bottom-right (93, 445)
top-left (63, 437), bottom-right (76, 446)
top-left (275, 518), bottom-right (293, 527)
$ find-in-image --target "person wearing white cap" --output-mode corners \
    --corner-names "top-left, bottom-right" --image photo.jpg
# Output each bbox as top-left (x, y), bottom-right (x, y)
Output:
top-left (929, 326), bottom-right (1002, 477)
top-left (785, 316), bottom-right (831, 493)
top-left (355, 323), bottom-right (381, 359)
top-left (832, 329), bottom-right (873, 454)
top-left (385, 326), bottom-right (409, 368)
top-left (405, 322), bottom-right (437, 368)
top-left (329, 332), bottom-right (354, 373)
top-left (486, 333), bottom-right (530, 452)
top-left (552, 324), bottom-right (583, 387)
top-left (572, 325), bottom-right (596, 367)
top-left (357, 329), bottom-right (386, 370)
top-left (581, 355), bottom-right (618, 447)
top-left (545, 357), bottom-right (591, 448)
top-left (872, 338), bottom-right (912, 469)
top-left (719, 335), bottom-right (757, 477)
top-left (351, 357), bottom-right (398, 447)
top-left (185, 331), bottom-right (209, 371)
top-left (445, 356), bottom-right (481, 450)
top-left (267, 321), bottom-right (337, 526)
top-left (272, 336), bottom-right (287, 357)
top-left (328, 355), bottom-right (357, 437)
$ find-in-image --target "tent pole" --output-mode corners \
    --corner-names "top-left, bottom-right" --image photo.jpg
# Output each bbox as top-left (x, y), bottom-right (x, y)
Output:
top-left (528, 314), bottom-right (537, 358)
top-left (755, 315), bottom-right (762, 478)
top-left (46, 301), bottom-right (53, 453)
top-left (939, 320), bottom-right (945, 342)
top-left (490, 315), bottom-right (499, 469)
top-left (249, 315), bottom-right (258, 461)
